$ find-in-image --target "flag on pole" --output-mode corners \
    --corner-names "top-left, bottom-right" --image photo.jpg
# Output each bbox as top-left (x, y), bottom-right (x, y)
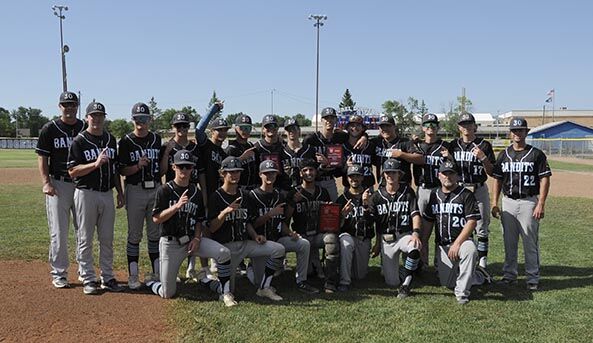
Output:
top-left (545, 89), bottom-right (554, 103)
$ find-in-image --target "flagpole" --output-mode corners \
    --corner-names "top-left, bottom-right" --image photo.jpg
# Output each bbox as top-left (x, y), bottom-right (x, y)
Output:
top-left (552, 90), bottom-right (555, 122)
top-left (542, 105), bottom-right (546, 125)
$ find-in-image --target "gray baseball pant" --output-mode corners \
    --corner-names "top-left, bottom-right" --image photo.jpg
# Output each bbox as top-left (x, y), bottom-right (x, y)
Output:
top-left (417, 185), bottom-right (437, 265)
top-left (46, 179), bottom-right (80, 281)
top-left (74, 188), bottom-right (116, 284)
top-left (501, 196), bottom-right (540, 284)
top-left (339, 233), bottom-right (371, 286)
top-left (436, 239), bottom-right (483, 298)
top-left (380, 233), bottom-right (418, 287)
top-left (225, 240), bottom-right (285, 292)
top-left (250, 236), bottom-right (310, 285)
top-left (316, 178), bottom-right (338, 202)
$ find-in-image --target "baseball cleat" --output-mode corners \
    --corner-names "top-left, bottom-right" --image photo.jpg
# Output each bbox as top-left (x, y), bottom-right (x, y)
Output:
top-left (257, 287), bottom-right (283, 301)
top-left (324, 283), bottom-right (337, 294)
top-left (128, 275), bottom-right (141, 290)
top-left (52, 278), bottom-right (70, 289)
top-left (101, 278), bottom-right (124, 292)
top-left (497, 278), bottom-right (517, 286)
top-left (527, 283), bottom-right (539, 291)
top-left (456, 296), bottom-right (470, 305)
top-left (220, 293), bottom-right (238, 307)
top-left (298, 282), bottom-right (320, 294)
top-left (397, 285), bottom-right (411, 299)
top-left (83, 282), bottom-right (99, 295)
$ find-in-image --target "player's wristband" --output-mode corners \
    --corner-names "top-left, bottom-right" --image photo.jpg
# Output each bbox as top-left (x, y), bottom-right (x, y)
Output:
top-left (413, 228), bottom-right (421, 236)
top-left (480, 156), bottom-right (487, 162)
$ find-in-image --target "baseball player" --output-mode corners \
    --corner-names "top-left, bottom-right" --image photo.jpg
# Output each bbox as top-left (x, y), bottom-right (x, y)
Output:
top-left (36, 91), bottom-right (85, 288)
top-left (285, 159), bottom-right (339, 293)
top-left (302, 107), bottom-right (367, 201)
top-left (208, 156), bottom-right (286, 302)
top-left (225, 114), bottom-right (259, 190)
top-left (336, 164), bottom-right (374, 292)
top-left (253, 115), bottom-right (291, 192)
top-left (446, 112), bottom-right (495, 273)
top-left (423, 160), bottom-right (489, 304)
top-left (342, 114), bottom-right (376, 190)
top-left (146, 150), bottom-right (236, 306)
top-left (199, 118), bottom-right (230, 198)
top-left (492, 117), bottom-right (551, 291)
top-left (281, 118), bottom-right (316, 190)
top-left (160, 112), bottom-right (209, 282)
top-left (118, 102), bottom-right (167, 289)
top-left (367, 159), bottom-right (422, 298)
top-left (67, 101), bottom-right (124, 295)
top-left (245, 160), bottom-right (320, 294)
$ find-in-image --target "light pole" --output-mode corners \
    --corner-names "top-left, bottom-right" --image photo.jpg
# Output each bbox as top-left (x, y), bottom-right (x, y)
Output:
top-left (308, 14), bottom-right (327, 132)
top-left (52, 5), bottom-right (69, 92)
top-left (271, 88), bottom-right (276, 117)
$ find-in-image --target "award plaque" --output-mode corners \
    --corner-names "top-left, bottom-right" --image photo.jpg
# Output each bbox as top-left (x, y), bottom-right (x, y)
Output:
top-left (319, 203), bottom-right (341, 233)
top-left (326, 145), bottom-right (343, 167)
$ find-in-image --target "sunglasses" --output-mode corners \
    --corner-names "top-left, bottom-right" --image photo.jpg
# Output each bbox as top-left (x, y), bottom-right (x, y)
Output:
top-left (88, 113), bottom-right (105, 118)
top-left (238, 125), bottom-right (252, 132)
top-left (423, 123), bottom-right (438, 128)
top-left (176, 164), bottom-right (194, 170)
top-left (264, 124), bottom-right (278, 130)
top-left (60, 102), bottom-right (78, 108)
top-left (134, 116), bottom-right (151, 124)
top-left (174, 124), bottom-right (190, 130)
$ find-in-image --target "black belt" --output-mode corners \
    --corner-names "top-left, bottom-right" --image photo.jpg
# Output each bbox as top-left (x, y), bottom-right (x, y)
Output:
top-left (462, 182), bottom-right (485, 187)
top-left (507, 194), bottom-right (531, 200)
top-left (52, 175), bottom-right (73, 183)
top-left (78, 187), bottom-right (110, 193)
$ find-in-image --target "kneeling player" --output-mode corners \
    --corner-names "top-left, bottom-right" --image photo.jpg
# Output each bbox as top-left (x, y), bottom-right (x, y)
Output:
top-left (148, 150), bottom-right (234, 306)
top-left (368, 159), bottom-right (422, 298)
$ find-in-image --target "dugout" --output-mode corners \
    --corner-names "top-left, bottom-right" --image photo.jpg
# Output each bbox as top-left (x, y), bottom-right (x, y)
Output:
top-left (526, 121), bottom-right (593, 157)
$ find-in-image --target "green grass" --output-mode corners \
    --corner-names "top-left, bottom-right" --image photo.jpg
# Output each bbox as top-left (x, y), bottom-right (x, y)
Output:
top-left (1, 182), bottom-right (592, 342)
top-left (0, 149), bottom-right (38, 168)
top-left (548, 159), bottom-right (593, 173)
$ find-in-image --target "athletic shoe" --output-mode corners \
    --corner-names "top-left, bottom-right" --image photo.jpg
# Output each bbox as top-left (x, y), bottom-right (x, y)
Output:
top-left (497, 278), bottom-right (517, 286)
top-left (220, 293), bottom-right (238, 307)
top-left (397, 285), bottom-right (411, 299)
top-left (52, 278), bottom-right (70, 289)
top-left (128, 275), bottom-right (141, 290)
top-left (337, 284), bottom-right (350, 292)
top-left (83, 281), bottom-right (99, 295)
top-left (144, 272), bottom-right (157, 285)
top-left (186, 268), bottom-right (199, 282)
top-left (456, 296), bottom-right (470, 305)
top-left (298, 282), bottom-right (320, 294)
top-left (256, 287), bottom-right (283, 301)
top-left (77, 272), bottom-right (84, 283)
top-left (203, 267), bottom-right (217, 280)
top-left (527, 283), bottom-right (539, 291)
top-left (324, 283), bottom-right (337, 294)
top-left (101, 279), bottom-right (124, 292)
top-left (476, 265), bottom-right (493, 284)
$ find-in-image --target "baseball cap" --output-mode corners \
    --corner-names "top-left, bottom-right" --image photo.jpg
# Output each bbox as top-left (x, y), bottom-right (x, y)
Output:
top-left (284, 118), bottom-right (299, 130)
top-left (422, 113), bottom-right (439, 125)
top-left (171, 112), bottom-right (190, 125)
top-left (509, 117), bottom-right (529, 130)
top-left (378, 115), bottom-right (395, 126)
top-left (235, 114), bottom-right (252, 126)
top-left (438, 160), bottom-right (459, 174)
top-left (347, 164), bottom-right (364, 176)
top-left (321, 107), bottom-right (337, 118)
top-left (86, 101), bottom-right (106, 116)
top-left (59, 91), bottom-right (79, 104)
top-left (173, 150), bottom-right (195, 165)
top-left (210, 118), bottom-right (230, 130)
top-left (131, 103), bottom-right (150, 117)
top-left (346, 114), bottom-right (365, 128)
top-left (382, 159), bottom-right (402, 173)
top-left (457, 112), bottom-right (475, 125)
top-left (259, 160), bottom-right (279, 173)
top-left (262, 115), bottom-right (278, 128)
top-left (299, 158), bottom-right (319, 170)
top-left (220, 156), bottom-right (243, 171)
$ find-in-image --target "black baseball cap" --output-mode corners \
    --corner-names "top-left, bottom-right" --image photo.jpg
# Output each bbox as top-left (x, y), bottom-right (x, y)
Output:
top-left (220, 156), bottom-right (243, 171)
top-left (131, 102), bottom-right (150, 117)
top-left (347, 164), bottom-right (364, 176)
top-left (235, 114), bottom-right (252, 126)
top-left (299, 158), bottom-right (319, 170)
top-left (321, 107), bottom-right (337, 118)
top-left (171, 112), bottom-right (190, 125)
top-left (259, 160), bottom-right (279, 173)
top-left (438, 160), bottom-right (459, 174)
top-left (346, 114), bottom-right (365, 128)
top-left (378, 115), bottom-right (395, 126)
top-left (382, 159), bottom-right (402, 173)
top-left (262, 115), bottom-right (278, 128)
top-left (86, 101), bottom-right (106, 116)
top-left (59, 91), bottom-right (79, 104)
top-left (284, 118), bottom-right (299, 130)
top-left (173, 150), bottom-right (195, 165)
top-left (509, 117), bottom-right (529, 130)
top-left (457, 112), bottom-right (475, 125)
top-left (422, 113), bottom-right (439, 125)
top-left (210, 118), bottom-right (230, 130)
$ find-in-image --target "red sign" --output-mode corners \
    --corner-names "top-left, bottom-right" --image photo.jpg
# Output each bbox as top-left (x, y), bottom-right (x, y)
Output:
top-left (326, 145), bottom-right (343, 168)
top-left (319, 203), bottom-right (340, 233)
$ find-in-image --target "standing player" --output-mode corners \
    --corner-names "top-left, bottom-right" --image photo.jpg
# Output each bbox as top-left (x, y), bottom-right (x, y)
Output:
top-left (225, 114), bottom-right (259, 190)
top-left (118, 102), bottom-right (167, 289)
top-left (253, 115), bottom-right (291, 192)
top-left (447, 112), bottom-right (495, 272)
top-left (285, 159), bottom-right (339, 293)
top-left (67, 101), bottom-right (124, 294)
top-left (200, 118), bottom-right (229, 197)
top-left (423, 160), bottom-right (489, 304)
top-left (208, 156), bottom-right (286, 302)
top-left (368, 159), bottom-right (422, 298)
top-left (336, 165), bottom-right (374, 292)
top-left (36, 91), bottom-right (85, 288)
top-left (246, 160), bottom-right (319, 294)
top-left (146, 150), bottom-right (236, 306)
top-left (281, 118), bottom-right (316, 190)
top-left (492, 117), bottom-right (551, 291)
top-left (342, 115), bottom-right (376, 190)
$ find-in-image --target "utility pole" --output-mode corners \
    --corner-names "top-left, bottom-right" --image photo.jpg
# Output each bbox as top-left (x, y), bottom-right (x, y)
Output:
top-left (52, 5), bottom-right (69, 91)
top-left (309, 14), bottom-right (327, 132)
top-left (271, 88), bottom-right (276, 116)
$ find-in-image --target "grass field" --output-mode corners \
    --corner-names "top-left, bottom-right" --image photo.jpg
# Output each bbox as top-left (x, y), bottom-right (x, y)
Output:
top-left (548, 160), bottom-right (593, 173)
top-left (0, 149), bottom-right (37, 168)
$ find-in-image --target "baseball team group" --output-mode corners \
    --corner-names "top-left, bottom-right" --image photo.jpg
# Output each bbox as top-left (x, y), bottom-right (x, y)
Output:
top-left (36, 91), bottom-right (551, 307)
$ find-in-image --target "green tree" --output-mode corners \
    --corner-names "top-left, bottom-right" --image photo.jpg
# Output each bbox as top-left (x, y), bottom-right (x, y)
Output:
top-left (180, 106), bottom-right (200, 123)
top-left (10, 107), bottom-right (49, 137)
top-left (441, 95), bottom-right (473, 136)
top-left (148, 97), bottom-right (162, 131)
top-left (208, 90), bottom-right (222, 122)
top-left (339, 89), bottom-right (356, 110)
top-left (0, 107), bottom-right (15, 137)
top-left (225, 112), bottom-right (244, 128)
top-left (382, 100), bottom-right (415, 134)
top-left (108, 119), bottom-right (133, 139)
top-left (293, 113), bottom-right (312, 127)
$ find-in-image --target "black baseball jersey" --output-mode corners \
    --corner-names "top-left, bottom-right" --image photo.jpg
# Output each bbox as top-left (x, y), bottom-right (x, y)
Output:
top-left (153, 181), bottom-right (205, 238)
top-left (449, 137), bottom-right (495, 184)
top-left (35, 118), bottom-right (85, 178)
top-left (162, 140), bottom-right (204, 184)
top-left (336, 190), bottom-right (374, 238)
top-left (225, 139), bottom-right (258, 188)
top-left (280, 143), bottom-right (316, 189)
top-left (413, 139), bottom-right (450, 187)
top-left (367, 185), bottom-right (420, 235)
top-left (286, 185), bottom-right (330, 236)
top-left (200, 140), bottom-right (227, 196)
top-left (492, 145), bottom-right (552, 198)
top-left (423, 186), bottom-right (481, 246)
top-left (342, 140), bottom-right (376, 189)
top-left (207, 188), bottom-right (250, 244)
top-left (67, 130), bottom-right (118, 192)
top-left (254, 138), bottom-right (291, 191)
top-left (371, 136), bottom-right (415, 185)
top-left (246, 187), bottom-right (285, 241)
top-left (302, 131), bottom-right (350, 180)
top-left (118, 131), bottom-right (162, 185)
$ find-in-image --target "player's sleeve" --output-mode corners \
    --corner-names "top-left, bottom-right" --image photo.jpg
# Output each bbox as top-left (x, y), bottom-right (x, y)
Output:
top-left (483, 140), bottom-right (496, 164)
top-left (408, 188), bottom-right (420, 217)
top-left (492, 150), bottom-right (505, 179)
top-left (422, 191), bottom-right (436, 221)
top-left (35, 122), bottom-right (52, 156)
top-left (194, 187), bottom-right (206, 222)
top-left (536, 150), bottom-right (552, 177)
top-left (152, 186), bottom-right (169, 216)
top-left (244, 191), bottom-right (258, 222)
top-left (286, 189), bottom-right (297, 208)
top-left (224, 142), bottom-right (240, 157)
top-left (464, 191), bottom-right (481, 221)
top-left (336, 194), bottom-right (346, 209)
top-left (207, 192), bottom-right (223, 221)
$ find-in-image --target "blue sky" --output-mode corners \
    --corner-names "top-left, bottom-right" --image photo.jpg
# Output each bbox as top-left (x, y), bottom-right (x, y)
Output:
top-left (1, 0), bottom-right (592, 122)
